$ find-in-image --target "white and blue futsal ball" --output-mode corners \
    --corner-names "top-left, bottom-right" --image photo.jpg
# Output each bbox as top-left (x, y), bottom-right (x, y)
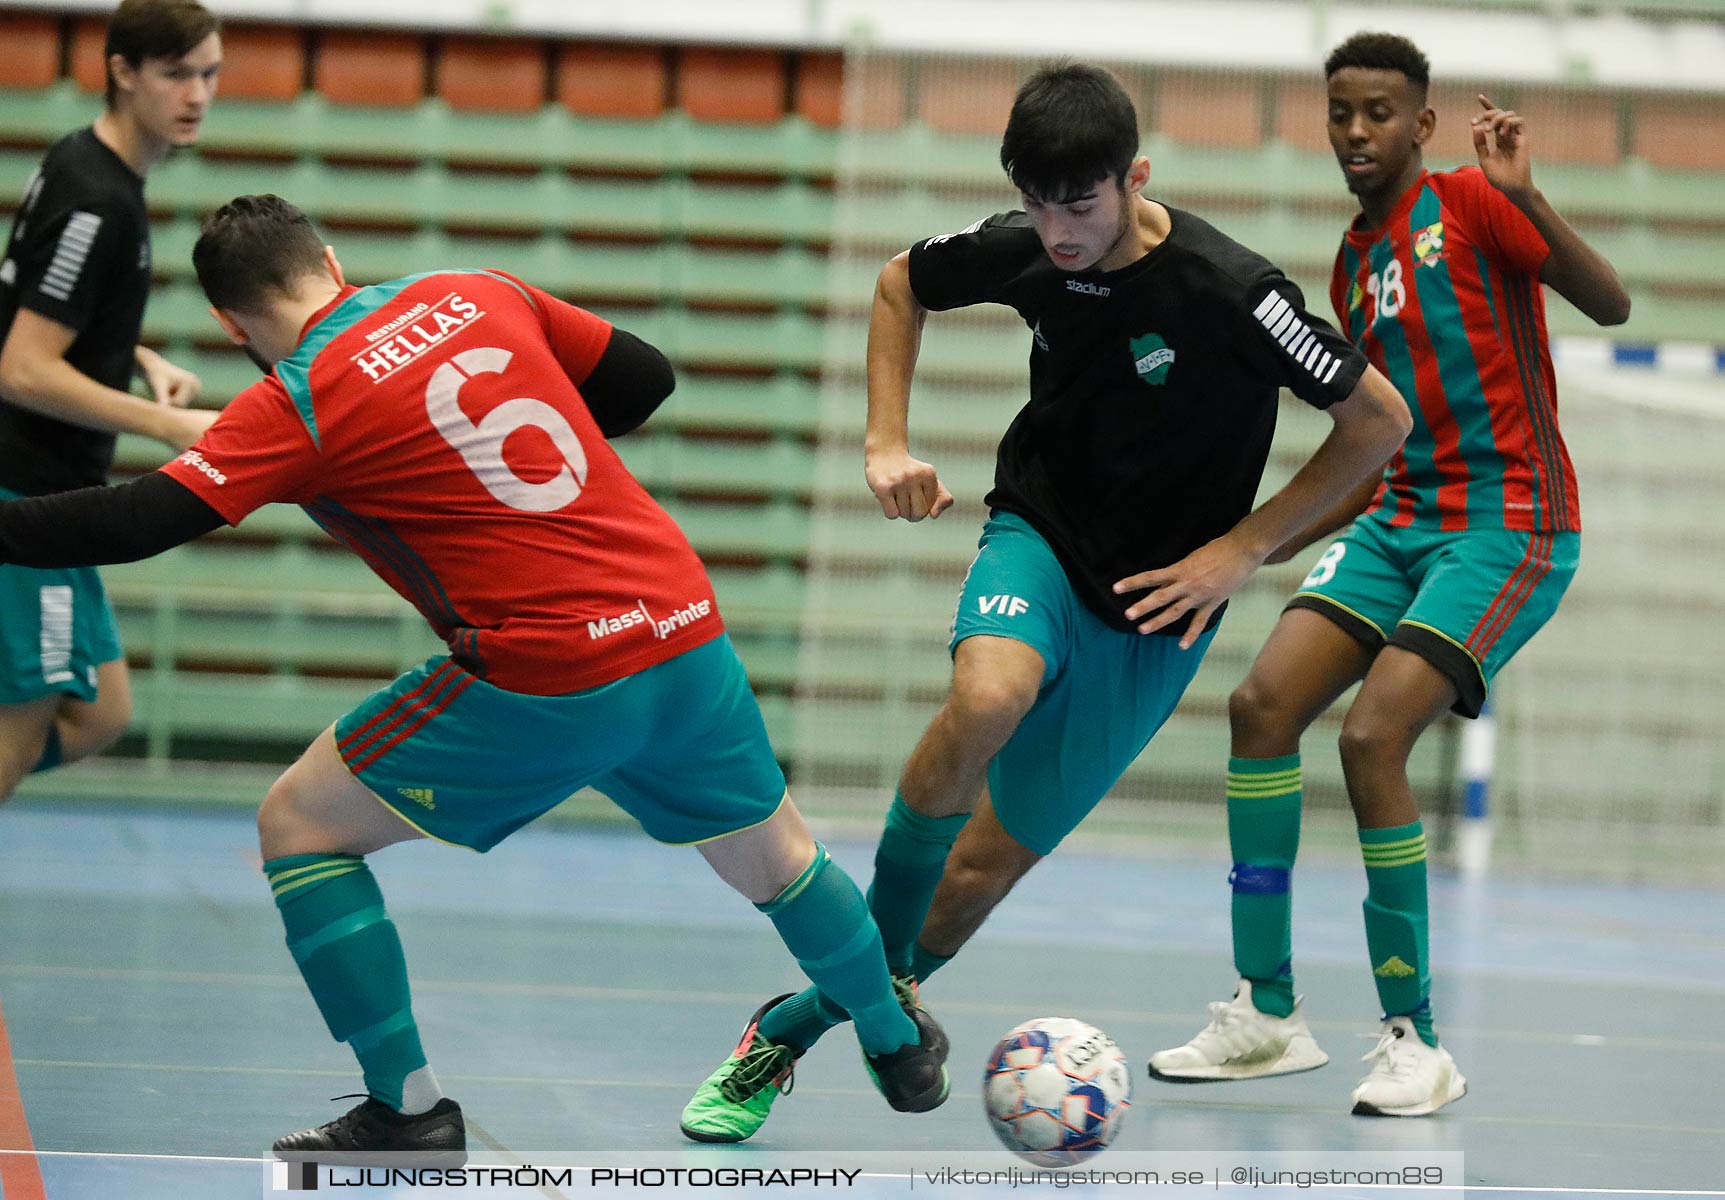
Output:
top-left (983, 1017), bottom-right (1131, 1167)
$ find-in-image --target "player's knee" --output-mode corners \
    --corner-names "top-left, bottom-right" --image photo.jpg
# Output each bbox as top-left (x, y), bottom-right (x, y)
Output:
top-left (0, 731), bottom-right (49, 797)
top-left (941, 852), bottom-right (1014, 913)
top-left (946, 674), bottom-right (1036, 740)
top-left (1229, 675), bottom-right (1299, 745)
top-left (946, 836), bottom-right (1038, 904)
top-left (257, 769), bottom-right (321, 856)
top-left (72, 704), bottom-right (131, 760)
top-left (1337, 707), bottom-right (1415, 773)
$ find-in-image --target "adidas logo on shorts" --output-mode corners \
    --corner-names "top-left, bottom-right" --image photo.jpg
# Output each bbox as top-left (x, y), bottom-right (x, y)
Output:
top-left (397, 787), bottom-right (436, 810)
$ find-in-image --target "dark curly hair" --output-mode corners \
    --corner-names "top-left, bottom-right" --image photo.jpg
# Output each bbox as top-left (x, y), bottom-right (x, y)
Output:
top-left (1324, 32), bottom-right (1430, 96)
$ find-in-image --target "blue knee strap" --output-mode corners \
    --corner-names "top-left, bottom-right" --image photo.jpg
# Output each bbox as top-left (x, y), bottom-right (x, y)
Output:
top-left (1230, 864), bottom-right (1291, 895)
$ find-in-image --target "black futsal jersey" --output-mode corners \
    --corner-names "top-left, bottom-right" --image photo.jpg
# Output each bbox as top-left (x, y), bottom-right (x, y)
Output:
top-left (908, 205), bottom-right (1368, 633)
top-left (0, 127), bottom-right (152, 495)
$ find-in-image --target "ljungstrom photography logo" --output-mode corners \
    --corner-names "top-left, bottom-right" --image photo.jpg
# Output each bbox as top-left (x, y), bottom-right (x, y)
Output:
top-left (271, 1160), bottom-right (318, 1190)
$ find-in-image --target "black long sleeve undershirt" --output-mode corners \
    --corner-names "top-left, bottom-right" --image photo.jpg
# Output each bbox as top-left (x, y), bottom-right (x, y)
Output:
top-left (0, 328), bottom-right (674, 569)
top-left (581, 327), bottom-right (676, 437)
top-left (0, 471), bottom-right (226, 568)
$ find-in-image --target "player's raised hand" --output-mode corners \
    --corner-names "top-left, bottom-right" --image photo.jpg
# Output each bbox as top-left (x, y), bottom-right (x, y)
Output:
top-left (864, 448), bottom-right (953, 521)
top-left (1112, 532), bottom-right (1264, 649)
top-left (1471, 94), bottom-right (1533, 199)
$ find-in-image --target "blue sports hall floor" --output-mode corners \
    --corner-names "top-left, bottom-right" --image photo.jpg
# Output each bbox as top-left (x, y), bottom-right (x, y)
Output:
top-left (1, 798), bottom-right (1720, 1199)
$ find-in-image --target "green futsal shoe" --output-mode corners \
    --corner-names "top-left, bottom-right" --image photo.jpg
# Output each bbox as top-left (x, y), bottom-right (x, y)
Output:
top-left (862, 974), bottom-right (950, 1113)
top-left (679, 994), bottom-right (801, 1143)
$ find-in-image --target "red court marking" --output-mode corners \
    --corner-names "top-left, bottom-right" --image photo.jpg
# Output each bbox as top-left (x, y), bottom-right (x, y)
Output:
top-left (0, 993), bottom-right (46, 1200)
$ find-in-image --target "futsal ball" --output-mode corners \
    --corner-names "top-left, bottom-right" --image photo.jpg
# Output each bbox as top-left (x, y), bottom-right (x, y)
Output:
top-left (982, 1018), bottom-right (1131, 1168)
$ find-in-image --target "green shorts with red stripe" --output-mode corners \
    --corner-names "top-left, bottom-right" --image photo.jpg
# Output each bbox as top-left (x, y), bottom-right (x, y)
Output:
top-left (1285, 513), bottom-right (1579, 718)
top-left (334, 632), bottom-right (787, 851)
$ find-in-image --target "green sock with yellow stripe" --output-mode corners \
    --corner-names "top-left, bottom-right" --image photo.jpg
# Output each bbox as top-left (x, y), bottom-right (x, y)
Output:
top-left (1228, 755), bottom-right (1302, 1019)
top-left (265, 854), bottom-right (442, 1112)
top-left (1360, 821), bottom-right (1437, 1047)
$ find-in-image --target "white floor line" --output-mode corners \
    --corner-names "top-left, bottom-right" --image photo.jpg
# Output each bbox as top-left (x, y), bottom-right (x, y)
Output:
top-left (0, 1148), bottom-right (260, 1163)
top-left (12, 1055), bottom-right (891, 1097)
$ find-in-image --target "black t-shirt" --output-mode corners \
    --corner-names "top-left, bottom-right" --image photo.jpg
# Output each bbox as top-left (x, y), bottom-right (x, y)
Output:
top-left (0, 127), bottom-right (152, 495)
top-left (908, 205), bottom-right (1368, 634)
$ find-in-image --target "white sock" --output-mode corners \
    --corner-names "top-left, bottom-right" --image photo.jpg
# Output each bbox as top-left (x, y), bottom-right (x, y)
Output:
top-left (396, 1064), bottom-right (445, 1115)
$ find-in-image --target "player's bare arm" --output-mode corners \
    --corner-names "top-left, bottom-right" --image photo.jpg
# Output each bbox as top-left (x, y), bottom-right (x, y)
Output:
top-left (0, 308), bottom-right (214, 449)
top-left (1113, 364), bottom-right (1410, 647)
top-left (134, 343), bottom-right (200, 408)
top-left (1263, 472), bottom-right (1380, 565)
top-left (863, 250), bottom-right (952, 522)
top-left (1472, 94), bottom-right (1631, 326)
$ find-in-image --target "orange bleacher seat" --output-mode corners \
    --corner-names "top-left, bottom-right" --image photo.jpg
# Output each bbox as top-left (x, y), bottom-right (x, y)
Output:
top-left (214, 25), bottom-right (303, 102)
top-left (68, 17), bottom-right (297, 101)
top-left (71, 17), bottom-right (107, 95)
top-left (438, 36), bottom-right (545, 113)
top-left (915, 59), bottom-right (1020, 136)
top-left (1513, 92), bottom-right (1620, 167)
top-left (1634, 94), bottom-right (1725, 172)
top-left (678, 48), bottom-right (786, 125)
top-left (795, 52), bottom-right (843, 128)
top-left (556, 43), bottom-right (666, 119)
top-left (1154, 73), bottom-right (1263, 149)
top-left (1422, 84), bottom-right (1487, 169)
top-left (1113, 66), bottom-right (1154, 143)
top-left (0, 14), bottom-right (61, 89)
top-left (1274, 78), bottom-right (1332, 154)
top-left (314, 31), bottom-right (425, 108)
top-left (835, 54), bottom-right (905, 131)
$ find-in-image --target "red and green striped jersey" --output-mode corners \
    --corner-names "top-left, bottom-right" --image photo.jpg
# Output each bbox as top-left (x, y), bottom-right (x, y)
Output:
top-left (1330, 168), bottom-right (1579, 533)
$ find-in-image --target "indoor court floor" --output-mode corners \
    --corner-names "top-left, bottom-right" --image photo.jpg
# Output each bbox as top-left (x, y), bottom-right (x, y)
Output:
top-left (0, 798), bottom-right (1720, 1198)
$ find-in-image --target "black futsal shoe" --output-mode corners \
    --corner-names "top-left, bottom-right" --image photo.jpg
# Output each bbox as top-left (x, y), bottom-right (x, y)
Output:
top-left (272, 1095), bottom-right (466, 1167)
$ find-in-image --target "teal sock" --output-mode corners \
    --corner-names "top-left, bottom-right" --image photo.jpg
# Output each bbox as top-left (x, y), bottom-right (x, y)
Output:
top-left (265, 854), bottom-right (440, 1111)
top-left (1227, 755), bottom-right (1301, 1019)
top-left (910, 941), bottom-right (951, 983)
top-left (866, 794), bottom-right (969, 973)
top-left (757, 843), bottom-right (917, 1056)
top-left (757, 987), bottom-right (848, 1053)
top-left (759, 936), bottom-right (953, 1051)
top-left (1360, 821), bottom-right (1437, 1047)
top-left (29, 726), bottom-right (62, 773)
top-left (762, 937), bottom-right (959, 1048)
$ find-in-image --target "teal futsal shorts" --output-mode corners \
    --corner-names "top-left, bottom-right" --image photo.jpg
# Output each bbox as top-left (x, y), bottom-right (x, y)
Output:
top-left (334, 633), bottom-right (787, 851)
top-left (1287, 513), bottom-right (1579, 717)
top-left (0, 487), bottom-right (123, 704)
top-left (949, 511), bottom-right (1216, 857)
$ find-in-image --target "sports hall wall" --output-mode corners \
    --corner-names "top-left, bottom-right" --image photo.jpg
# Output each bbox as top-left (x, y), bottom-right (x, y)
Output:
top-left (2, 2), bottom-right (1722, 883)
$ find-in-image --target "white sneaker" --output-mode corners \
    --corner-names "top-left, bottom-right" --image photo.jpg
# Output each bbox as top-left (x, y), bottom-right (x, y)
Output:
top-left (1350, 1016), bottom-right (1468, 1116)
top-left (1148, 979), bottom-right (1330, 1081)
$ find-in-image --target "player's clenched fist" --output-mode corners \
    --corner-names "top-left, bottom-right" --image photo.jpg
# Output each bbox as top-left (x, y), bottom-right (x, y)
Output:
top-left (864, 449), bottom-right (954, 522)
